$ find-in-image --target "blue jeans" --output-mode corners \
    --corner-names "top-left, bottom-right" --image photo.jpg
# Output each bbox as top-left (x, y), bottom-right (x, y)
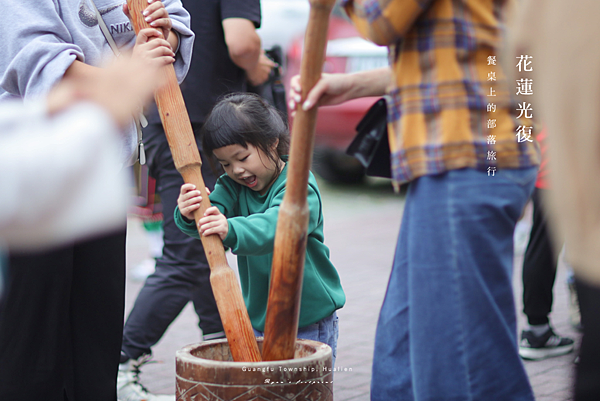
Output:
top-left (371, 167), bottom-right (537, 401)
top-left (254, 312), bottom-right (339, 367)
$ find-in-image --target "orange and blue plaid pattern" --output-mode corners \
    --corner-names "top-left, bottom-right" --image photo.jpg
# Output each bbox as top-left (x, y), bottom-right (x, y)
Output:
top-left (342, 0), bottom-right (540, 184)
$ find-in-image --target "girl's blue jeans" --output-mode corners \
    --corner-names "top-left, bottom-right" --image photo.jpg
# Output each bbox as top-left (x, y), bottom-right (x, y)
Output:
top-left (254, 312), bottom-right (339, 367)
top-left (371, 167), bottom-right (537, 401)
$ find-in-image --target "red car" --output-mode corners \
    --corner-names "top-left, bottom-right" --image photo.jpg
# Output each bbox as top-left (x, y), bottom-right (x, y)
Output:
top-left (284, 12), bottom-right (388, 183)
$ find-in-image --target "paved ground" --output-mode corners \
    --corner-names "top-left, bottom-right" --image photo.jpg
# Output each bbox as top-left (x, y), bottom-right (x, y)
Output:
top-left (124, 178), bottom-right (580, 400)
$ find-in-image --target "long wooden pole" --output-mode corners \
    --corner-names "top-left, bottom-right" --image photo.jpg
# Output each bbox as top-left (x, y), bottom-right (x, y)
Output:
top-left (127, 0), bottom-right (261, 363)
top-left (261, 0), bottom-right (336, 361)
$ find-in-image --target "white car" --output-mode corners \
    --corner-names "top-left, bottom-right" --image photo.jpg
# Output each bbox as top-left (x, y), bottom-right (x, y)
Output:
top-left (257, 0), bottom-right (310, 54)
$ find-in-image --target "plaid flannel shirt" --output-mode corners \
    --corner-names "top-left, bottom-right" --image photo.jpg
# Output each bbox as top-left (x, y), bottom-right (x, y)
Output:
top-left (342, 0), bottom-right (540, 184)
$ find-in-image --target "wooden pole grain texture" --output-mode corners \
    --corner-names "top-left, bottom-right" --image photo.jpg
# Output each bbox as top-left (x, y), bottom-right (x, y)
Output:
top-left (126, 0), bottom-right (261, 363)
top-left (262, 0), bottom-right (336, 361)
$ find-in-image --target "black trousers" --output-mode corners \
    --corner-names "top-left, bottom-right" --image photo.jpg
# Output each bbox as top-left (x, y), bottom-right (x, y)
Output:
top-left (522, 188), bottom-right (557, 326)
top-left (574, 278), bottom-right (600, 400)
top-left (121, 122), bottom-right (222, 360)
top-left (0, 228), bottom-right (126, 401)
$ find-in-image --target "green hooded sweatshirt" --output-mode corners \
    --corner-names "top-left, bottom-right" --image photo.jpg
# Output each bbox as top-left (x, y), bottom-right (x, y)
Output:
top-left (174, 159), bottom-right (345, 331)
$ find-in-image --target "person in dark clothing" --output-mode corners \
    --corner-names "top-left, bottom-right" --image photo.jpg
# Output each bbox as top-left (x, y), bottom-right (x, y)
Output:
top-left (573, 279), bottom-right (600, 401)
top-left (519, 190), bottom-right (575, 360)
top-left (518, 129), bottom-right (575, 361)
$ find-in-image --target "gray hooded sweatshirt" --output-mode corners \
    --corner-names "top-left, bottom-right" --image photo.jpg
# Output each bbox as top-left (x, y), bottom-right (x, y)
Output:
top-left (0, 0), bottom-right (194, 161)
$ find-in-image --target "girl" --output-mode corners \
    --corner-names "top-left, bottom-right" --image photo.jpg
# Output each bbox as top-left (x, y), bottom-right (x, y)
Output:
top-left (175, 93), bottom-right (345, 362)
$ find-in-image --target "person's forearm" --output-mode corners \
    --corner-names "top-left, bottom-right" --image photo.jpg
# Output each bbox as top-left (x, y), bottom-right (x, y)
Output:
top-left (228, 37), bottom-right (261, 72)
top-left (346, 67), bottom-right (391, 99)
top-left (64, 59), bottom-right (102, 82)
top-left (51, 61), bottom-right (103, 115)
top-left (168, 30), bottom-right (179, 53)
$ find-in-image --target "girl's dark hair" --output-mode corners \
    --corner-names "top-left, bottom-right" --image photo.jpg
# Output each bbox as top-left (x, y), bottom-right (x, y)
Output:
top-left (202, 92), bottom-right (290, 169)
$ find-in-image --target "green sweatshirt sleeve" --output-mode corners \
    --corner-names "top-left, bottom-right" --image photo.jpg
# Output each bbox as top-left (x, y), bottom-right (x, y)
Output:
top-left (174, 206), bottom-right (200, 239)
top-left (223, 188), bottom-right (283, 255)
top-left (224, 182), bottom-right (323, 256)
top-left (173, 174), bottom-right (238, 240)
top-left (307, 181), bottom-right (324, 239)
